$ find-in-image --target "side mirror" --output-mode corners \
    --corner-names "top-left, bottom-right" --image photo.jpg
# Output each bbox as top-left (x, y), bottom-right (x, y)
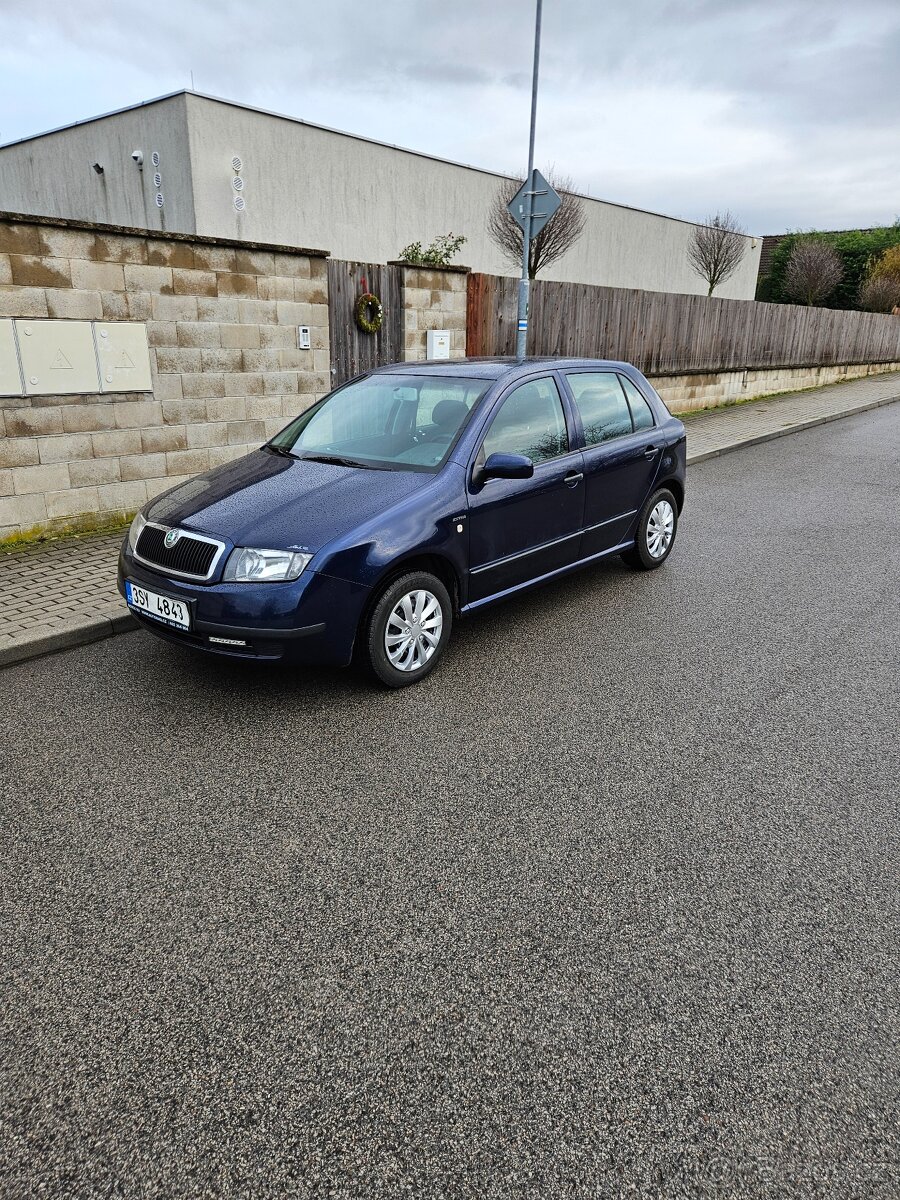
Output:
top-left (481, 451), bottom-right (534, 481)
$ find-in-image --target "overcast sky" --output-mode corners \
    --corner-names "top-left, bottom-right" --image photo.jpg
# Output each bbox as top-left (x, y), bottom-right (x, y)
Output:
top-left (1, 0), bottom-right (897, 234)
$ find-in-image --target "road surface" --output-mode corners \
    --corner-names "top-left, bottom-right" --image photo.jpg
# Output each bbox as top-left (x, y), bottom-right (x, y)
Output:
top-left (1, 404), bottom-right (898, 1198)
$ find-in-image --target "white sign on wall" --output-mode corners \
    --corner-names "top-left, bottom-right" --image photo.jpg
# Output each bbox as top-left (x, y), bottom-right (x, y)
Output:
top-left (0, 319), bottom-right (23, 397)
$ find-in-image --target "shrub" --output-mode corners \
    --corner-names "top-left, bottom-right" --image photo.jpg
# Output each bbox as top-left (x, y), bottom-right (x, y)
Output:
top-left (783, 239), bottom-right (844, 306)
top-left (759, 223), bottom-right (900, 309)
top-left (870, 244), bottom-right (900, 281)
top-left (856, 243), bottom-right (900, 312)
top-left (398, 233), bottom-right (466, 268)
top-left (858, 274), bottom-right (900, 313)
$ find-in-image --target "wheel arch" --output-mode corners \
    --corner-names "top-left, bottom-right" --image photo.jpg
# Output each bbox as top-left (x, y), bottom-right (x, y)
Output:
top-left (657, 477), bottom-right (685, 513)
top-left (352, 552), bottom-right (462, 658)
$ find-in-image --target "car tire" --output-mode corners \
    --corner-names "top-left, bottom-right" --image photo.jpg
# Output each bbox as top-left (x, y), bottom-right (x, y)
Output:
top-left (364, 571), bottom-right (453, 688)
top-left (622, 487), bottom-right (679, 570)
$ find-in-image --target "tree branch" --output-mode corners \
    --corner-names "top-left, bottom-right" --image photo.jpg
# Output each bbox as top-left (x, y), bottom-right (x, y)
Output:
top-left (487, 170), bottom-right (587, 279)
top-left (687, 212), bottom-right (747, 296)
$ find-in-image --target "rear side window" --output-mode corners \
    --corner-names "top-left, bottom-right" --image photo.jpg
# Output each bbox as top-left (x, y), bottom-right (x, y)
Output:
top-left (565, 372), bottom-right (632, 446)
top-left (482, 377), bottom-right (568, 464)
top-left (619, 375), bottom-right (655, 431)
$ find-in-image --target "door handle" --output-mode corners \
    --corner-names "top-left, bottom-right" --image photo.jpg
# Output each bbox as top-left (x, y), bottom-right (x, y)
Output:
top-left (564, 471), bottom-right (583, 487)
top-left (643, 445), bottom-right (659, 459)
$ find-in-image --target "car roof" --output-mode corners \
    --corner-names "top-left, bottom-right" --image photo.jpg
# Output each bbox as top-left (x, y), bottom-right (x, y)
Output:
top-left (370, 356), bottom-right (637, 381)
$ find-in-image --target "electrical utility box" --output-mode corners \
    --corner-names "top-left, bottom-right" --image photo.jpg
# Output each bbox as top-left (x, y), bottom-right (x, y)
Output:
top-left (94, 323), bottom-right (153, 393)
top-left (426, 330), bottom-right (451, 360)
top-left (17, 320), bottom-right (100, 395)
top-left (0, 320), bottom-right (23, 396)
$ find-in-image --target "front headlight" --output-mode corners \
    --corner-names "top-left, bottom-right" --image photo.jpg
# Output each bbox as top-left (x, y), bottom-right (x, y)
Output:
top-left (223, 547), bottom-right (313, 583)
top-left (127, 511), bottom-right (147, 553)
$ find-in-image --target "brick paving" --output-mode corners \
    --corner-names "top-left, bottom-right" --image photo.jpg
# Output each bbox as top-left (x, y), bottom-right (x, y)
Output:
top-left (0, 531), bottom-right (132, 666)
top-left (1, 370), bottom-right (898, 667)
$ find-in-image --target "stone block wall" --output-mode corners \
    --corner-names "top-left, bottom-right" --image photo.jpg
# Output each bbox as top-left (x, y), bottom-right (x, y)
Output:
top-left (0, 213), bottom-right (329, 539)
top-left (398, 265), bottom-right (468, 361)
top-left (650, 360), bottom-right (900, 414)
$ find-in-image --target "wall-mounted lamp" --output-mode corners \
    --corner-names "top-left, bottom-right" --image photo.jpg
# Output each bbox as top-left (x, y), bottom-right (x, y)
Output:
top-left (91, 162), bottom-right (104, 175)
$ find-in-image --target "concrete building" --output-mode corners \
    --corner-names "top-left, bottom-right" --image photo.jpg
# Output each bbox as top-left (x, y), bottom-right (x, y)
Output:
top-left (0, 91), bottom-right (762, 299)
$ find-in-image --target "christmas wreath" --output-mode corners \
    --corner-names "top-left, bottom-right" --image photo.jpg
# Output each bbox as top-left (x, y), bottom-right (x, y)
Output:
top-left (355, 292), bottom-right (383, 335)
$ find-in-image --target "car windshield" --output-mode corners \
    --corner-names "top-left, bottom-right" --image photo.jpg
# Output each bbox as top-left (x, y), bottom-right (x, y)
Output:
top-left (268, 373), bottom-right (491, 472)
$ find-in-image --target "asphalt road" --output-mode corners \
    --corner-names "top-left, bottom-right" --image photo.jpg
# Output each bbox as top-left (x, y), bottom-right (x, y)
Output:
top-left (1, 404), bottom-right (898, 1199)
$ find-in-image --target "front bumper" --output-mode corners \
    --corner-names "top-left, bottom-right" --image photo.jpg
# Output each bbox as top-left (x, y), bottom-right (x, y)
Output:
top-left (118, 542), bottom-right (370, 666)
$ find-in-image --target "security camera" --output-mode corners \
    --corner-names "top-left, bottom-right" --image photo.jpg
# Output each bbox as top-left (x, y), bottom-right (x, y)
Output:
top-left (91, 162), bottom-right (104, 175)
top-left (131, 150), bottom-right (143, 167)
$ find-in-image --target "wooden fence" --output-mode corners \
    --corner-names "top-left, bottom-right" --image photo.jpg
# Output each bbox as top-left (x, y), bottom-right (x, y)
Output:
top-left (466, 273), bottom-right (900, 374)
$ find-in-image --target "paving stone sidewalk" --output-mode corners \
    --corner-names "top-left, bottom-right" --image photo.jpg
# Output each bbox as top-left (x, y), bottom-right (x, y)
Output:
top-left (0, 531), bottom-right (134, 667)
top-left (683, 369), bottom-right (900, 460)
top-left (1, 369), bottom-right (898, 668)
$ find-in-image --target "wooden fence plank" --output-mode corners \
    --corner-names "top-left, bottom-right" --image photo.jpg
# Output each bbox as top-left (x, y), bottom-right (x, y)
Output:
top-left (467, 273), bottom-right (900, 374)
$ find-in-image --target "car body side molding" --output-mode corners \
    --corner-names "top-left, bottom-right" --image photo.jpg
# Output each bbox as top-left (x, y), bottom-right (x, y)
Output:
top-left (461, 539), bottom-right (634, 613)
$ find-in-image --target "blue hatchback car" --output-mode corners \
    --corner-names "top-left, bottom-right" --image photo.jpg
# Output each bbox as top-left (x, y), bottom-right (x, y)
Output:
top-left (119, 357), bottom-right (686, 686)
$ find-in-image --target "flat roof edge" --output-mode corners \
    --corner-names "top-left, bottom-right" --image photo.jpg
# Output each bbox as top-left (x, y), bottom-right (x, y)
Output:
top-left (0, 91), bottom-right (189, 151)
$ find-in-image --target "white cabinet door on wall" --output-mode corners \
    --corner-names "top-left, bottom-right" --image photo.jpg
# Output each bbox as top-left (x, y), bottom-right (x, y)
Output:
top-left (94, 323), bottom-right (153, 393)
top-left (0, 319), bottom-right (24, 396)
top-left (15, 320), bottom-right (100, 395)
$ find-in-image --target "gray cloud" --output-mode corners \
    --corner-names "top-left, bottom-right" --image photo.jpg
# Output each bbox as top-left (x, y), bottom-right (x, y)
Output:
top-left (1, 0), bottom-right (897, 231)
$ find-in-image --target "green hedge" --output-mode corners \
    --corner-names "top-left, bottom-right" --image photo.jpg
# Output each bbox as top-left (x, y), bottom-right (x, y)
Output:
top-left (758, 224), bottom-right (900, 309)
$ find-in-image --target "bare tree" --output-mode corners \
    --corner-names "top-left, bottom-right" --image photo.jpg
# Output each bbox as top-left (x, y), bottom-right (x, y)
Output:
top-left (783, 239), bottom-right (844, 306)
top-left (687, 212), bottom-right (747, 296)
top-left (858, 273), bottom-right (900, 313)
top-left (487, 169), bottom-right (587, 279)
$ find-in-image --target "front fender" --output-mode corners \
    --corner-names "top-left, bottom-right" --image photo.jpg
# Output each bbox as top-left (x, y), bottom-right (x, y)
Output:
top-left (314, 463), bottom-right (469, 590)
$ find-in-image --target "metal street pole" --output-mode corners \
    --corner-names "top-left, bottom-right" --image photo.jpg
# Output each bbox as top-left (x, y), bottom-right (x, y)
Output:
top-left (515, 0), bottom-right (543, 359)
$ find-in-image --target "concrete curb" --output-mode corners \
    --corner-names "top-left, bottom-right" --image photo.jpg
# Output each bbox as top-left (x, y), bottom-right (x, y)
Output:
top-left (2, 390), bottom-right (898, 671)
top-left (685, 392), bottom-right (900, 465)
top-left (0, 610), bottom-right (136, 669)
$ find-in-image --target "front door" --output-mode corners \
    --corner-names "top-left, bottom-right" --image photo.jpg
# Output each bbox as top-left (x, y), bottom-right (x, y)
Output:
top-left (467, 376), bottom-right (585, 604)
top-left (561, 371), bottom-right (663, 556)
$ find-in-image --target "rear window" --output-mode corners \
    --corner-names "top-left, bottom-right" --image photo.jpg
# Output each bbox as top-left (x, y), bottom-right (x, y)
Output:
top-left (619, 375), bottom-right (656, 431)
top-left (565, 372), bottom-right (633, 446)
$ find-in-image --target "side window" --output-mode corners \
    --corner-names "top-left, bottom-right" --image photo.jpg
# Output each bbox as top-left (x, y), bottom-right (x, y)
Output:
top-left (619, 375), bottom-right (656, 432)
top-left (565, 372), bottom-right (633, 446)
top-left (482, 377), bottom-right (568, 464)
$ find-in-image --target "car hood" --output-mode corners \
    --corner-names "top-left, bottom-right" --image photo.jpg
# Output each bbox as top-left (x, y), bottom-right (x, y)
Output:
top-left (145, 449), bottom-right (434, 552)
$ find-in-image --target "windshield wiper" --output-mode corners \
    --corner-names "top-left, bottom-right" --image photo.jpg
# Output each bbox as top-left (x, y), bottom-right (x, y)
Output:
top-left (301, 452), bottom-right (371, 468)
top-left (264, 444), bottom-right (299, 459)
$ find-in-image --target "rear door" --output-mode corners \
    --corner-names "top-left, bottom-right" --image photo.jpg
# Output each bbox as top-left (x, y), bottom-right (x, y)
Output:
top-left (466, 375), bottom-right (585, 604)
top-left (561, 371), bottom-right (663, 557)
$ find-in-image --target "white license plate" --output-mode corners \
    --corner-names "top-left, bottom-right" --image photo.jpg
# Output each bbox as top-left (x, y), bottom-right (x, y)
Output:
top-left (125, 581), bottom-right (191, 630)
